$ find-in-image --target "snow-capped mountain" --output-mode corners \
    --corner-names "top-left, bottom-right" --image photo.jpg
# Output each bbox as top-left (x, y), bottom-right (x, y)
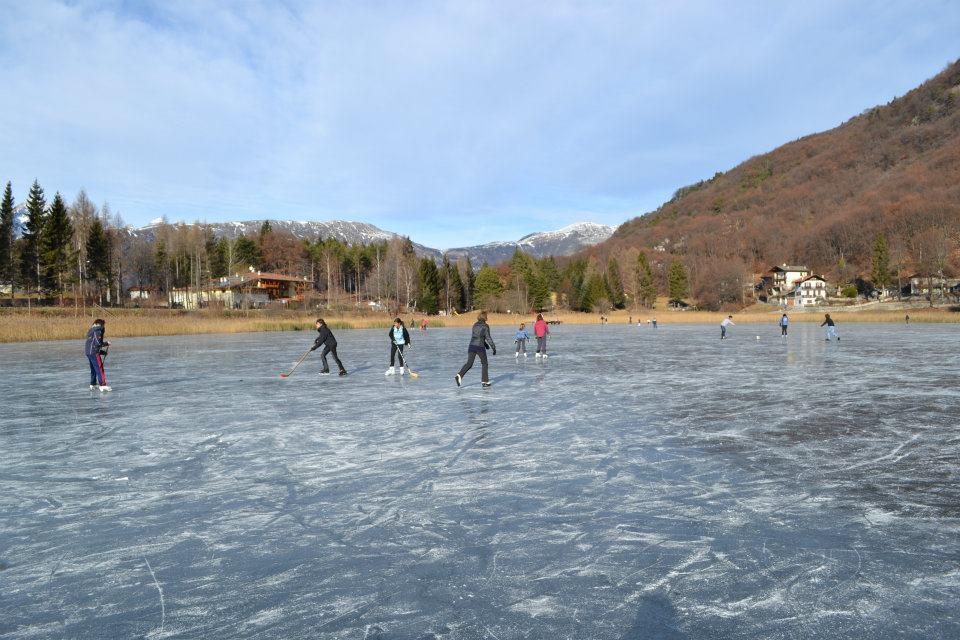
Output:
top-left (12, 204), bottom-right (28, 236)
top-left (128, 218), bottom-right (614, 264)
top-left (445, 222), bottom-right (615, 266)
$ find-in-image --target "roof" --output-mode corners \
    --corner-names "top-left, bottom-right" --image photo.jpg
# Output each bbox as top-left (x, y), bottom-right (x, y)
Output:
top-left (214, 272), bottom-right (311, 287)
top-left (770, 264), bottom-right (810, 273)
top-left (797, 274), bottom-right (827, 284)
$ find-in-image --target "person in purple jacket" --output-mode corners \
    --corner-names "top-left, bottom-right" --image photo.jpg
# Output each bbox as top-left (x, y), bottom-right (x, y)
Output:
top-left (84, 319), bottom-right (111, 391)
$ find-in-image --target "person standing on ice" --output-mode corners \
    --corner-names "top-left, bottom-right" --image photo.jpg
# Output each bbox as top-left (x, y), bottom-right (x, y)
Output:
top-left (456, 311), bottom-right (496, 388)
top-left (821, 313), bottom-right (839, 341)
top-left (385, 317), bottom-right (412, 376)
top-left (533, 313), bottom-right (550, 358)
top-left (514, 322), bottom-right (529, 358)
top-left (84, 318), bottom-right (111, 391)
top-left (312, 318), bottom-right (347, 376)
top-left (779, 313), bottom-right (789, 337)
top-left (720, 315), bottom-right (735, 340)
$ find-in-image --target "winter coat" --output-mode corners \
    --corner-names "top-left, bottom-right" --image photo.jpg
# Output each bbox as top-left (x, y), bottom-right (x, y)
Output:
top-left (468, 321), bottom-right (495, 353)
top-left (515, 329), bottom-right (529, 341)
top-left (534, 319), bottom-right (549, 338)
top-left (312, 325), bottom-right (337, 350)
top-left (388, 325), bottom-right (412, 346)
top-left (84, 324), bottom-right (106, 357)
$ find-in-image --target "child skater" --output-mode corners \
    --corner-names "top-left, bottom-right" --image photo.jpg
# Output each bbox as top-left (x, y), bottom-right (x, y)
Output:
top-left (456, 311), bottom-right (496, 388)
top-left (720, 315), bottom-right (735, 340)
top-left (515, 322), bottom-right (529, 358)
top-left (780, 313), bottom-right (789, 337)
top-left (385, 317), bottom-right (412, 375)
top-left (84, 318), bottom-right (111, 391)
top-left (821, 313), bottom-right (839, 341)
top-left (534, 313), bottom-right (550, 358)
top-left (311, 318), bottom-right (347, 376)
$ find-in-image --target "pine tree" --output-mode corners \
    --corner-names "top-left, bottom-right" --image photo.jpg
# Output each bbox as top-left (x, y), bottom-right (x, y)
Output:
top-left (417, 257), bottom-right (441, 314)
top-left (234, 235), bottom-right (261, 268)
top-left (667, 260), bottom-right (689, 304)
top-left (473, 264), bottom-right (503, 309)
top-left (580, 272), bottom-right (607, 312)
top-left (20, 180), bottom-right (46, 291)
top-left (605, 259), bottom-right (626, 309)
top-left (871, 233), bottom-right (891, 293)
top-left (86, 217), bottom-right (110, 303)
top-left (447, 260), bottom-right (464, 312)
top-left (635, 251), bottom-right (656, 308)
top-left (0, 182), bottom-right (14, 295)
top-left (41, 192), bottom-right (74, 302)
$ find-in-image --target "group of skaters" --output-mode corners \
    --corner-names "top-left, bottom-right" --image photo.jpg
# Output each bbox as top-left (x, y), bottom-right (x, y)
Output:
top-left (84, 309), bottom-right (850, 392)
top-left (719, 313), bottom-right (840, 341)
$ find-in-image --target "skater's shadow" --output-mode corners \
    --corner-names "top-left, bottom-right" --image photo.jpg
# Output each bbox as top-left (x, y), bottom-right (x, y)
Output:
top-left (619, 592), bottom-right (688, 639)
top-left (489, 372), bottom-right (517, 385)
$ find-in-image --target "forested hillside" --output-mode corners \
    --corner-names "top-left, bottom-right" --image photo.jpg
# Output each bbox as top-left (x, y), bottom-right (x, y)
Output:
top-left (583, 59), bottom-right (960, 308)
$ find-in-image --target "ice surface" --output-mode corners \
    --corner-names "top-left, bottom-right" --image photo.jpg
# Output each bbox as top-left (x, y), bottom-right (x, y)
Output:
top-left (1, 323), bottom-right (958, 639)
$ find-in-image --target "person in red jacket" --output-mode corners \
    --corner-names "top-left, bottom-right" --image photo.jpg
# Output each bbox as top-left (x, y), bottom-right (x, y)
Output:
top-left (533, 313), bottom-right (550, 358)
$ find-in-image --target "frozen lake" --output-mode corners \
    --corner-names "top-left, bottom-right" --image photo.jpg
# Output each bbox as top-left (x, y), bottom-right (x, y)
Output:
top-left (2, 322), bottom-right (958, 639)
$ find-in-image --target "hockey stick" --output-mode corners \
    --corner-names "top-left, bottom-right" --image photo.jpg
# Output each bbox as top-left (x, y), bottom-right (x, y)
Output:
top-left (280, 347), bottom-right (312, 378)
top-left (396, 347), bottom-right (420, 379)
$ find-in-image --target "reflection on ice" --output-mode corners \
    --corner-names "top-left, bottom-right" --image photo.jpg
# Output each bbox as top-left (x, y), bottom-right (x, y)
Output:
top-left (1, 323), bottom-right (958, 638)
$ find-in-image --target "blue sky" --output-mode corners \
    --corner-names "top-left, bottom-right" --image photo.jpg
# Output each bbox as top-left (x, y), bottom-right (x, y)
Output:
top-left (1, 1), bottom-right (958, 249)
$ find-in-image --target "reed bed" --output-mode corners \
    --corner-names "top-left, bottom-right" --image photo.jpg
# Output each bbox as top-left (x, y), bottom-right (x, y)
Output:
top-left (0, 305), bottom-right (955, 344)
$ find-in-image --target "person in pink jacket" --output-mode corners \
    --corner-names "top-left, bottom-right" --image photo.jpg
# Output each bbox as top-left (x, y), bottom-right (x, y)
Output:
top-left (533, 313), bottom-right (550, 358)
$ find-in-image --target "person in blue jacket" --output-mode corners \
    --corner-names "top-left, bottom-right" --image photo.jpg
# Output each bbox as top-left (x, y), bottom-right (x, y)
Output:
top-left (84, 319), bottom-right (111, 391)
top-left (385, 317), bottom-right (412, 376)
top-left (779, 313), bottom-right (789, 337)
top-left (514, 322), bottom-right (529, 358)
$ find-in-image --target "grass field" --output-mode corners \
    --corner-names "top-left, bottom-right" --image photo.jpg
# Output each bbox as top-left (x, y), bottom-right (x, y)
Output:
top-left (1, 303), bottom-right (956, 343)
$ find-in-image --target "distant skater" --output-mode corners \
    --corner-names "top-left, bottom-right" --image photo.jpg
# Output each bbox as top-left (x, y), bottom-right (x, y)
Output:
top-left (515, 322), bottom-right (529, 358)
top-left (652, 317), bottom-right (658, 329)
top-left (905, 313), bottom-right (910, 324)
top-left (456, 311), bottom-right (496, 388)
top-left (780, 313), bottom-right (788, 337)
top-left (420, 318), bottom-right (428, 332)
top-left (720, 315), bottom-right (735, 340)
top-left (534, 313), bottom-right (550, 358)
top-left (385, 317), bottom-right (412, 376)
top-left (821, 313), bottom-right (839, 341)
top-left (84, 318), bottom-right (111, 392)
top-left (312, 318), bottom-right (347, 376)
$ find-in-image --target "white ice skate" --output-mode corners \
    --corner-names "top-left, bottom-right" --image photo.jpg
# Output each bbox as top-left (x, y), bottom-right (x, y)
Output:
top-left (385, 366), bottom-right (395, 376)
top-left (523, 352), bottom-right (528, 358)
top-left (89, 384), bottom-right (98, 390)
top-left (398, 366), bottom-right (405, 376)
top-left (535, 352), bottom-right (542, 358)
top-left (515, 352), bottom-right (520, 358)
top-left (98, 385), bottom-right (112, 392)
top-left (542, 354), bottom-right (549, 359)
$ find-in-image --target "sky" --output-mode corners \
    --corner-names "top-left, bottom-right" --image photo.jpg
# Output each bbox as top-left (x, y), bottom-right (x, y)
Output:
top-left (1, 1), bottom-right (958, 249)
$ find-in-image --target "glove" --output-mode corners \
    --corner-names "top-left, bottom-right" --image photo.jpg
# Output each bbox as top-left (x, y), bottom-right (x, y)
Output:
top-left (492, 348), bottom-right (497, 356)
top-left (311, 343), bottom-right (319, 351)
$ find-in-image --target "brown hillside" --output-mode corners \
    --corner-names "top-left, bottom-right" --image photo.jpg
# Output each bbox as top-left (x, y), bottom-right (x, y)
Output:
top-left (591, 59), bottom-right (960, 288)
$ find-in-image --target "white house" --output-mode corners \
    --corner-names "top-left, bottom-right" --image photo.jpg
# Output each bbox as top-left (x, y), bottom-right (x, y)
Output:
top-left (795, 275), bottom-right (828, 306)
top-left (170, 271), bottom-right (311, 310)
top-left (770, 264), bottom-right (811, 291)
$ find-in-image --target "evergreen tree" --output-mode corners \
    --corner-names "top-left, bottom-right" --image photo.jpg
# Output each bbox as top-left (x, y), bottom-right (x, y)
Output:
top-left (258, 220), bottom-right (272, 244)
top-left (210, 237), bottom-right (229, 278)
top-left (871, 233), bottom-right (891, 292)
top-left (154, 239), bottom-right (170, 293)
top-left (19, 180), bottom-right (46, 291)
top-left (605, 259), bottom-right (626, 309)
top-left (473, 264), bottom-right (503, 309)
top-left (86, 217), bottom-right (110, 302)
top-left (635, 251), bottom-right (656, 308)
top-left (417, 257), bottom-right (441, 314)
top-left (579, 272), bottom-right (607, 312)
top-left (41, 192), bottom-right (74, 301)
top-left (667, 260), bottom-right (689, 304)
top-left (234, 235), bottom-right (261, 268)
top-left (0, 182), bottom-right (14, 293)
top-left (538, 256), bottom-right (561, 293)
top-left (447, 260), bottom-right (465, 312)
top-left (528, 271), bottom-right (551, 310)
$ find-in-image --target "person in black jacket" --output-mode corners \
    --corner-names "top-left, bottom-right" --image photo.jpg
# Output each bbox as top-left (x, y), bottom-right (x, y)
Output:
top-left (456, 311), bottom-right (496, 388)
top-left (84, 318), bottom-right (111, 391)
top-left (385, 317), bottom-right (412, 376)
top-left (311, 318), bottom-right (347, 376)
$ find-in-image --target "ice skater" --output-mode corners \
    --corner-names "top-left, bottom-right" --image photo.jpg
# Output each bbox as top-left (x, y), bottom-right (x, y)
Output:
top-left (779, 313), bottom-right (788, 337)
top-left (821, 313), bottom-right (839, 341)
top-left (84, 318), bottom-right (111, 392)
top-left (534, 313), bottom-right (550, 358)
top-left (312, 318), bottom-right (347, 376)
top-left (515, 322), bottom-right (529, 358)
top-left (385, 317), bottom-right (412, 376)
top-left (455, 311), bottom-right (496, 388)
top-left (652, 317), bottom-right (658, 329)
top-left (720, 315), bottom-right (735, 340)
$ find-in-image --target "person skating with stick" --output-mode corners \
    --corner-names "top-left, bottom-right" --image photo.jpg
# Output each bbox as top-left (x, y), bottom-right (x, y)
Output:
top-left (312, 318), bottom-right (347, 376)
top-left (533, 313), bottom-right (550, 358)
top-left (385, 317), bottom-right (412, 376)
top-left (84, 318), bottom-right (111, 392)
top-left (455, 311), bottom-right (496, 388)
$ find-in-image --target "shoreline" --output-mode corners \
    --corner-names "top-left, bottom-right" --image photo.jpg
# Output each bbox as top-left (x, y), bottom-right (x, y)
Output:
top-left (0, 306), bottom-right (955, 344)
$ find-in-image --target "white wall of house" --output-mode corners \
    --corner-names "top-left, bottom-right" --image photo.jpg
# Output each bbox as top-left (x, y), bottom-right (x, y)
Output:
top-left (796, 278), bottom-right (828, 306)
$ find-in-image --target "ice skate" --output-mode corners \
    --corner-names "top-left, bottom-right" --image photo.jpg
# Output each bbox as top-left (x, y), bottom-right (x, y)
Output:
top-left (482, 381), bottom-right (492, 388)
top-left (515, 352), bottom-right (520, 358)
top-left (98, 385), bottom-right (112, 392)
top-left (319, 370), bottom-right (331, 376)
top-left (455, 374), bottom-right (462, 387)
top-left (338, 370), bottom-right (348, 376)
top-left (398, 366), bottom-right (405, 376)
top-left (385, 366), bottom-right (395, 376)
top-left (89, 384), bottom-right (98, 390)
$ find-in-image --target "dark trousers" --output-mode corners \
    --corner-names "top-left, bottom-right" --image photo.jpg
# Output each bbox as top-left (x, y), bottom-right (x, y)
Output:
top-left (321, 344), bottom-right (345, 373)
top-left (458, 349), bottom-right (489, 383)
top-left (390, 343), bottom-right (405, 366)
top-left (87, 353), bottom-right (106, 385)
top-left (781, 325), bottom-right (788, 336)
